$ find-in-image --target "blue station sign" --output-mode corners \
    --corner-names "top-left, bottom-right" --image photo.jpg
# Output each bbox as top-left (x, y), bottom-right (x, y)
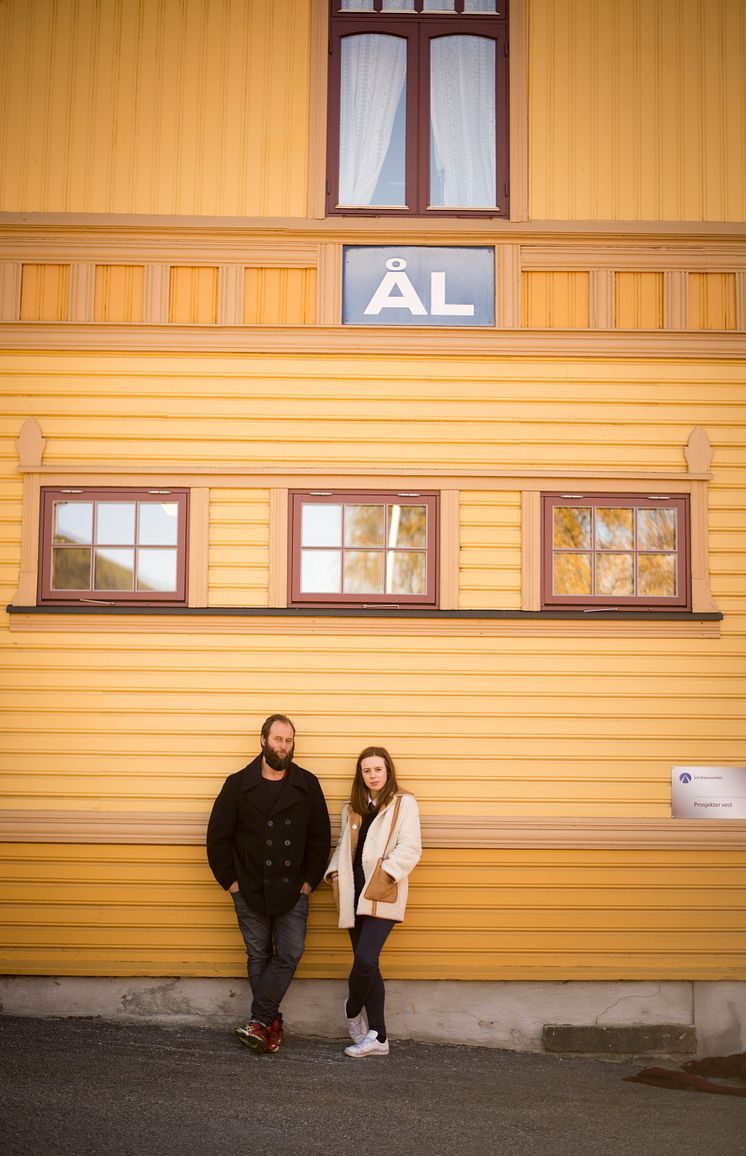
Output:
top-left (342, 245), bottom-right (495, 327)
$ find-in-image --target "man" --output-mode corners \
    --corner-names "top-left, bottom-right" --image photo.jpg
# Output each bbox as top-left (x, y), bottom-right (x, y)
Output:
top-left (206, 714), bottom-right (331, 1054)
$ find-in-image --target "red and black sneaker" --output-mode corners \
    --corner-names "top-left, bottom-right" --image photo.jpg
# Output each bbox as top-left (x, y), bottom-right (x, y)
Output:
top-left (235, 1020), bottom-right (270, 1054)
top-left (266, 1015), bottom-right (284, 1053)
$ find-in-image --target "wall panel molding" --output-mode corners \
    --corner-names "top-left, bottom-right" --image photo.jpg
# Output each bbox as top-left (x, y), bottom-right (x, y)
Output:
top-left (1, 809), bottom-right (743, 850)
top-left (1, 322), bottom-right (743, 357)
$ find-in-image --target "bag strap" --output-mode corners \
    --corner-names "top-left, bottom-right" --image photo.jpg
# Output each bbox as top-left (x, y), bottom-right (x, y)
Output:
top-left (348, 793), bottom-right (402, 857)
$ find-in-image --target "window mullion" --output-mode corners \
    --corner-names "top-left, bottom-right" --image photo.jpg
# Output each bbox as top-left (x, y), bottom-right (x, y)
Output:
top-left (407, 27), bottom-right (422, 214)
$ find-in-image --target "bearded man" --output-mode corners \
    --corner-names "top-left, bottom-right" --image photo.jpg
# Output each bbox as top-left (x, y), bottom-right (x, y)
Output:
top-left (207, 714), bottom-right (331, 1054)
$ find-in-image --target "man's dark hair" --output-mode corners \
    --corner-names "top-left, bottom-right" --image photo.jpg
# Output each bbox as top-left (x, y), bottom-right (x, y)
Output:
top-left (260, 714), bottom-right (296, 743)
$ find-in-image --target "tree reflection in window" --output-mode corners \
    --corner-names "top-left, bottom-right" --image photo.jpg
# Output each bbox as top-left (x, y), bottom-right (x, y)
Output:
top-left (292, 492), bottom-right (437, 605)
top-left (41, 490), bottom-right (187, 603)
top-left (545, 496), bottom-right (687, 607)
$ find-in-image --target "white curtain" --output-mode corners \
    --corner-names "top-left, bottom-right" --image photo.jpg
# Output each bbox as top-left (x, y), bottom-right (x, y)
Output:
top-left (339, 34), bottom-right (407, 206)
top-left (429, 35), bottom-right (496, 207)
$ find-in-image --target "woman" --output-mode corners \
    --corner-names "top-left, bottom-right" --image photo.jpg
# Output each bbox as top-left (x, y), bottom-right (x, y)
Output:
top-left (325, 746), bottom-right (422, 1058)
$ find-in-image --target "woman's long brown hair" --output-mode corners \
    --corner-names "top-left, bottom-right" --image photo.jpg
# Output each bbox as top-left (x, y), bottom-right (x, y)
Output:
top-left (350, 746), bottom-right (399, 815)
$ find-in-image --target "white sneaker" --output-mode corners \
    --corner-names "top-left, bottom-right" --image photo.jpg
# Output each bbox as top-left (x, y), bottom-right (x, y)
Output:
top-left (344, 999), bottom-right (368, 1044)
top-left (344, 1029), bottom-right (390, 1058)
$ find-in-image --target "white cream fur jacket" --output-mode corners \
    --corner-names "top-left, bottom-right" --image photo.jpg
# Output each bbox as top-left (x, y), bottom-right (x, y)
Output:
top-left (324, 792), bottom-right (422, 928)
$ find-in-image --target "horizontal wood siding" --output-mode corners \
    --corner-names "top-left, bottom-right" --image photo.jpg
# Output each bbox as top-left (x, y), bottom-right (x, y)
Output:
top-left (0, 349), bottom-right (744, 978)
top-left (529, 0), bottom-right (746, 221)
top-left (1, 844), bottom-right (744, 980)
top-left (0, 0), bottom-right (311, 217)
top-left (208, 489), bottom-right (270, 607)
top-left (460, 491), bottom-right (521, 610)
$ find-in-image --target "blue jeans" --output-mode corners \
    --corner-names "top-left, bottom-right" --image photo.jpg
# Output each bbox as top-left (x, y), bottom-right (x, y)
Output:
top-left (231, 891), bottom-right (309, 1025)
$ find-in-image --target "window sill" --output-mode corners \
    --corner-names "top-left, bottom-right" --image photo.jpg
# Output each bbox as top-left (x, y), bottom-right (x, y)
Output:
top-left (7, 604), bottom-right (722, 638)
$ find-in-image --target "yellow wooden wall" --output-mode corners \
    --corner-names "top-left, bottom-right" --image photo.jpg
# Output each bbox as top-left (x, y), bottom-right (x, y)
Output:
top-left (2, 0), bottom-right (746, 222)
top-left (1, 350), bottom-right (745, 979)
top-left (1, 0), bottom-right (745, 983)
top-left (529, 0), bottom-right (746, 221)
top-left (0, 0), bottom-right (311, 217)
top-left (2, 844), bottom-right (744, 981)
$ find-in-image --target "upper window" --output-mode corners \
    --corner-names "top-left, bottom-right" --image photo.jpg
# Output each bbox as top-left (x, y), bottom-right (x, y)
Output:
top-left (289, 490), bottom-right (439, 606)
top-left (542, 494), bottom-right (691, 610)
top-left (39, 488), bottom-right (189, 604)
top-left (327, 1), bottom-right (509, 217)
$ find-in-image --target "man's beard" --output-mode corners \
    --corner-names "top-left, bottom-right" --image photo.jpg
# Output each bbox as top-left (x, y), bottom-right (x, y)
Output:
top-left (263, 744), bottom-right (294, 772)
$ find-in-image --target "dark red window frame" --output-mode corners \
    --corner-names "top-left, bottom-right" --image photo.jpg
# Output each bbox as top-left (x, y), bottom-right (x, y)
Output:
top-left (541, 494), bottom-right (691, 610)
top-left (326, 1), bottom-right (509, 218)
top-left (39, 487), bottom-right (189, 605)
top-left (289, 489), bottom-right (439, 607)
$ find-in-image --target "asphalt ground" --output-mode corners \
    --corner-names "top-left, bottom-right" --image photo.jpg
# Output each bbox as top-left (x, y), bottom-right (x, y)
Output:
top-left (1, 1016), bottom-right (743, 1156)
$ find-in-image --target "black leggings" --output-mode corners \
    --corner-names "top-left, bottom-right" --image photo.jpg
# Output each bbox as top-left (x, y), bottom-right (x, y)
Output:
top-left (346, 915), bottom-right (396, 1042)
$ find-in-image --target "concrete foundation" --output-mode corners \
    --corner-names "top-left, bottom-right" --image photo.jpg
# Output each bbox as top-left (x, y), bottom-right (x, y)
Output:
top-left (2, 977), bottom-right (744, 1056)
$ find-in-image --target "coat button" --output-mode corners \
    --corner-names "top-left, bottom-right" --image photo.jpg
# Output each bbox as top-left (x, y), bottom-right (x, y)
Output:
top-left (284, 860), bottom-right (291, 867)
top-left (285, 818), bottom-right (291, 825)
top-left (268, 820), bottom-right (274, 827)
top-left (265, 859), bottom-right (272, 866)
top-left (352, 823), bottom-right (358, 830)
top-left (284, 840), bottom-right (291, 846)
top-left (282, 876), bottom-right (289, 883)
top-left (267, 839), bottom-right (273, 846)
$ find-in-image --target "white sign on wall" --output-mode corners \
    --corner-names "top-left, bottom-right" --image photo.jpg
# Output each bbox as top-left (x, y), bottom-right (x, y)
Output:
top-left (342, 246), bottom-right (495, 327)
top-left (671, 766), bottom-right (746, 818)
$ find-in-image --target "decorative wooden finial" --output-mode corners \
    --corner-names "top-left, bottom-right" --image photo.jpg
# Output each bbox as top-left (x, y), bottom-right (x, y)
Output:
top-left (16, 418), bottom-right (47, 469)
top-left (684, 427), bottom-right (713, 474)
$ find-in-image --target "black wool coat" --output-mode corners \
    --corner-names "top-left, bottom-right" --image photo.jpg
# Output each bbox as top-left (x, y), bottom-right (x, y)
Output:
top-left (206, 755), bottom-right (331, 915)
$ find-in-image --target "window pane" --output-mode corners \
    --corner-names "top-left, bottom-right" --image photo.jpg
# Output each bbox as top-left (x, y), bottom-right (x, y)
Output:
top-left (638, 554), bottom-right (677, 597)
top-left (596, 553), bottom-right (634, 596)
top-left (344, 505), bottom-right (385, 548)
top-left (301, 504), bottom-right (342, 547)
top-left (139, 502), bottom-right (179, 546)
top-left (595, 507), bottom-right (634, 550)
top-left (96, 502), bottom-right (135, 545)
top-left (53, 502), bottom-right (92, 545)
top-left (342, 0), bottom-right (375, 9)
top-left (382, 0), bottom-right (415, 9)
top-left (340, 34), bottom-right (407, 207)
top-left (638, 507), bottom-right (677, 551)
top-left (300, 550), bottom-right (342, 593)
top-left (51, 547), bottom-right (91, 589)
top-left (430, 36), bottom-right (496, 207)
top-left (387, 550), bottom-right (427, 594)
top-left (137, 548), bottom-right (178, 591)
top-left (553, 507), bottom-right (591, 549)
top-left (94, 547), bottom-right (134, 590)
top-left (344, 550), bottom-right (384, 593)
top-left (423, 1), bottom-right (455, 10)
top-left (389, 504), bottom-right (427, 548)
top-left (553, 552), bottom-right (592, 595)
top-left (464, 0), bottom-right (498, 10)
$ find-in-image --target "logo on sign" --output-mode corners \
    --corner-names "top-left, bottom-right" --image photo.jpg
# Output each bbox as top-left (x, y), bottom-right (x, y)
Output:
top-left (679, 772), bottom-right (692, 784)
top-left (363, 258), bottom-right (475, 318)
